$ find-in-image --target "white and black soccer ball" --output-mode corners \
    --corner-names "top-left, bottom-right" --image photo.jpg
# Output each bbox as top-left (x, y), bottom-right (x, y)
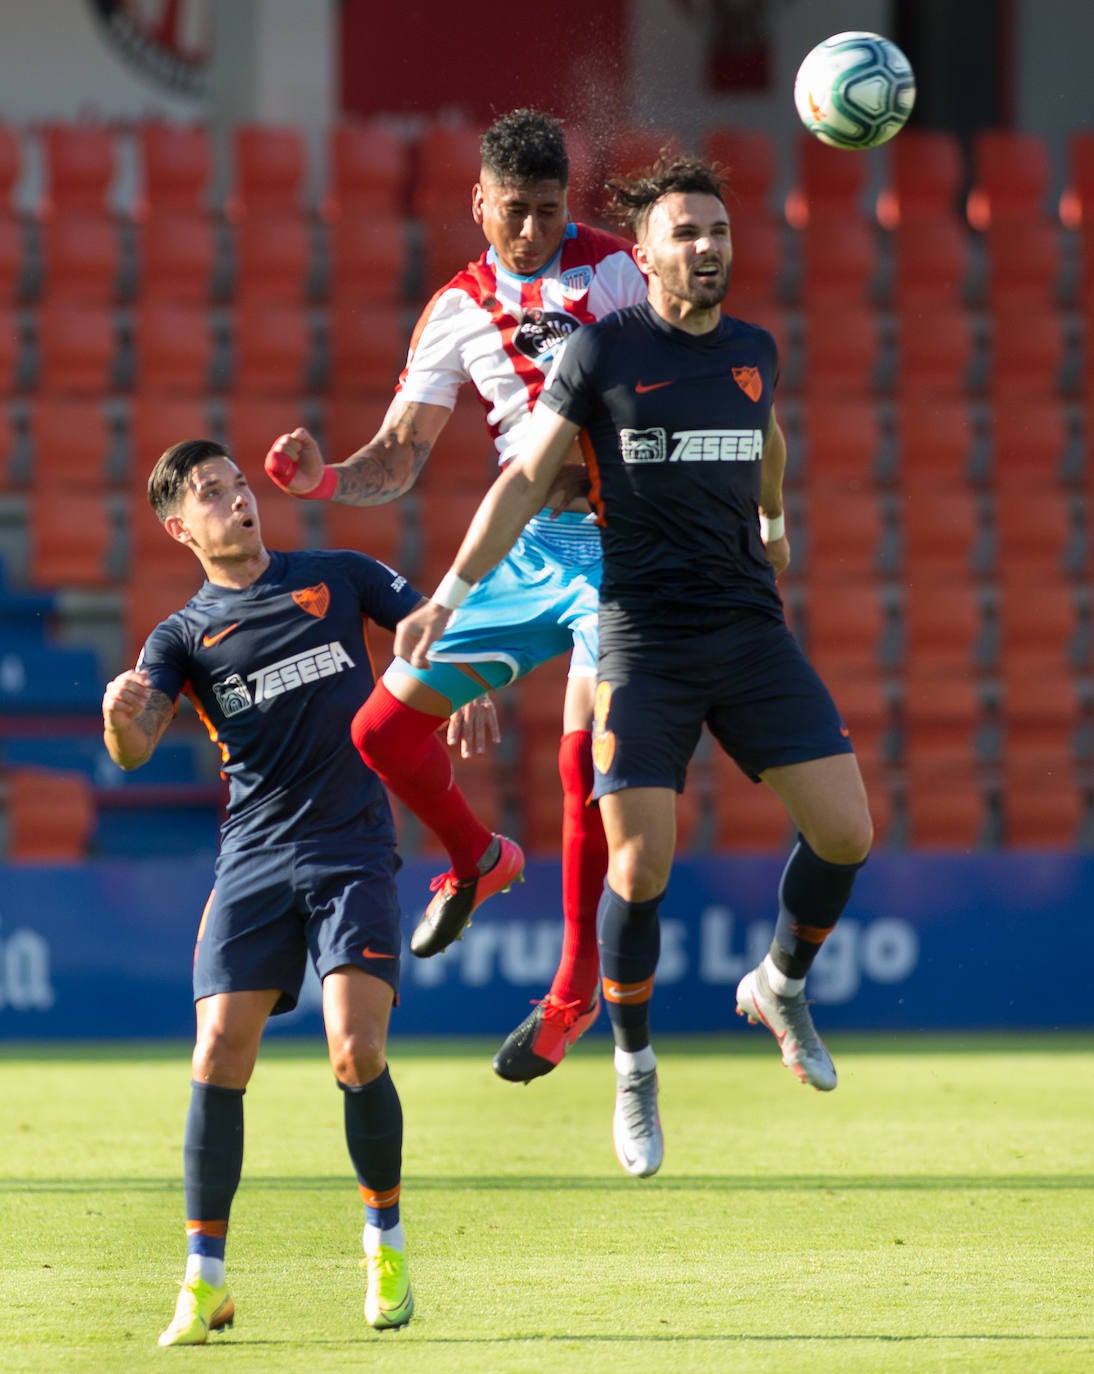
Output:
top-left (794, 31), bottom-right (916, 150)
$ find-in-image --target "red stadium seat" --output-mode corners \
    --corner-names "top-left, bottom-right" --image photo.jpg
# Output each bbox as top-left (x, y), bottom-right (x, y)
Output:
top-left (798, 306), bottom-right (881, 399)
top-left (412, 119), bottom-right (482, 224)
top-left (227, 124), bottom-right (307, 221)
top-left (902, 750), bottom-right (988, 849)
top-left (804, 579), bottom-right (886, 669)
top-left (39, 123), bottom-right (116, 217)
top-left (135, 122), bottom-right (214, 219)
top-left (231, 302), bottom-right (315, 395)
top-left (35, 303), bottom-right (118, 394)
top-left (326, 301), bottom-right (409, 397)
top-left (996, 572), bottom-right (1080, 667)
top-left (895, 398), bottom-right (977, 484)
top-left (993, 485), bottom-right (1080, 578)
top-left (26, 397), bottom-right (116, 489)
top-left (131, 301), bottom-right (214, 395)
top-left (702, 127), bottom-right (778, 218)
top-left (414, 393), bottom-right (496, 491)
top-left (786, 133), bottom-right (872, 227)
top-left (135, 210), bottom-right (218, 303)
top-left (38, 212), bottom-right (121, 304)
top-left (998, 652), bottom-right (1083, 756)
top-left (127, 395), bottom-right (212, 496)
top-left (901, 573), bottom-right (984, 674)
top-left (899, 477), bottom-right (983, 577)
top-left (223, 396), bottom-right (309, 474)
top-left (966, 130), bottom-right (1052, 230)
top-left (799, 399), bottom-right (884, 490)
top-left (29, 489), bottom-right (117, 589)
top-left (999, 749), bottom-right (1086, 847)
top-left (802, 486), bottom-right (885, 579)
top-left (985, 305), bottom-right (1069, 401)
top-left (988, 398), bottom-right (1071, 487)
top-left (876, 129), bottom-right (965, 228)
top-left (322, 119), bottom-right (409, 221)
top-left (123, 569), bottom-right (206, 666)
top-left (982, 219), bottom-right (1064, 309)
top-left (7, 766), bottom-right (95, 862)
top-left (322, 501), bottom-right (406, 571)
top-left (233, 212), bottom-right (314, 303)
top-left (797, 215), bottom-right (880, 308)
top-left (709, 749), bottom-right (792, 851)
top-left (888, 215), bottom-right (972, 310)
top-left (893, 305), bottom-right (978, 400)
top-left (326, 211), bottom-right (408, 305)
top-left (900, 661), bottom-right (985, 758)
top-left (722, 213), bottom-right (786, 307)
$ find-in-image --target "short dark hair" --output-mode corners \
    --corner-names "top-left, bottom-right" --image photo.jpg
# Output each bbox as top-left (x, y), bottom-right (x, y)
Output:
top-left (606, 155), bottom-right (728, 238)
top-left (480, 108), bottom-right (569, 186)
top-left (148, 438), bottom-right (233, 521)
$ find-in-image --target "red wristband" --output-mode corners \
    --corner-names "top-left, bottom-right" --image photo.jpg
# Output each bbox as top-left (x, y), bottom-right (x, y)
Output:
top-left (300, 466), bottom-right (338, 501)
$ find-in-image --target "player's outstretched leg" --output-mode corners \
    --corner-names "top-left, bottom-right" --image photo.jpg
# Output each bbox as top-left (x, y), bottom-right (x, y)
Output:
top-left (158, 1276), bottom-right (235, 1347)
top-left (411, 833), bottom-right (524, 957)
top-left (736, 960), bottom-right (837, 1091)
top-left (493, 993), bottom-right (600, 1083)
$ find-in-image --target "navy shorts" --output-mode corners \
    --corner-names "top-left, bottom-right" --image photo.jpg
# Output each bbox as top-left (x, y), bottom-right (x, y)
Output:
top-left (592, 610), bottom-right (855, 798)
top-left (193, 839), bottom-right (403, 1014)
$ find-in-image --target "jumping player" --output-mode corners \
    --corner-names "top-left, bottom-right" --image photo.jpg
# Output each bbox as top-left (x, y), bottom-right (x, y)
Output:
top-left (102, 440), bottom-right (423, 1343)
top-left (393, 157), bottom-right (874, 1178)
top-left (265, 109), bottom-right (648, 1084)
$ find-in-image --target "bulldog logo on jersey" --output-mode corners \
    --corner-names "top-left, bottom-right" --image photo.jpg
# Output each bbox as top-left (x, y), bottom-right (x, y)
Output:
top-left (292, 583), bottom-right (330, 618)
top-left (213, 674), bottom-right (253, 718)
top-left (513, 309), bottom-right (578, 364)
top-left (620, 428), bottom-right (667, 464)
top-left (732, 365), bottom-right (763, 402)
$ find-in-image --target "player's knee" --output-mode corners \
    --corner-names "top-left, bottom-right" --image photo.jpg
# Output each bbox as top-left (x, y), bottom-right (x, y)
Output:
top-left (808, 807), bottom-right (874, 867)
top-left (607, 845), bottom-right (669, 904)
top-left (191, 1032), bottom-right (257, 1090)
top-left (329, 1029), bottom-right (387, 1086)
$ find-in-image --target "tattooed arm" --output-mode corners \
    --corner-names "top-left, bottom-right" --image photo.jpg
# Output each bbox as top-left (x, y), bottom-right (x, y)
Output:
top-left (265, 399), bottom-right (452, 506)
top-left (102, 670), bottom-right (175, 770)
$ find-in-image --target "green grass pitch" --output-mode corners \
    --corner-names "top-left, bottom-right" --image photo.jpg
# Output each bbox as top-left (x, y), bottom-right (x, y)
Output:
top-left (1, 1032), bottom-right (1091, 1373)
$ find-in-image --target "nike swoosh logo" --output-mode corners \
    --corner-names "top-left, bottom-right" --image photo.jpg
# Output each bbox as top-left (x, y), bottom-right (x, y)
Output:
top-left (635, 380), bottom-right (674, 394)
top-left (362, 947), bottom-right (396, 960)
top-left (604, 984), bottom-right (647, 1001)
top-left (202, 623), bottom-right (241, 648)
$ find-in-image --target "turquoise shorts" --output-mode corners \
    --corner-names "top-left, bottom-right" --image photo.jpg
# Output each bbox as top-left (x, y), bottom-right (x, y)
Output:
top-left (386, 510), bottom-right (601, 711)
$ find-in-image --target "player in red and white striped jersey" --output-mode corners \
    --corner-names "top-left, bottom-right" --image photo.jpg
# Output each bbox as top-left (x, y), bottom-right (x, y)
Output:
top-left (266, 109), bottom-right (648, 1083)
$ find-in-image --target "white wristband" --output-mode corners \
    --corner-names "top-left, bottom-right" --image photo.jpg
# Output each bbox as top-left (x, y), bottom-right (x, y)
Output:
top-left (760, 512), bottom-right (785, 541)
top-left (433, 570), bottom-right (473, 610)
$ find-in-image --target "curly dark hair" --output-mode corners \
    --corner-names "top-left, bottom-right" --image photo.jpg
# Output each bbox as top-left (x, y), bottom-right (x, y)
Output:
top-left (480, 108), bottom-right (569, 186)
top-left (148, 438), bottom-right (234, 521)
top-left (606, 155), bottom-right (728, 237)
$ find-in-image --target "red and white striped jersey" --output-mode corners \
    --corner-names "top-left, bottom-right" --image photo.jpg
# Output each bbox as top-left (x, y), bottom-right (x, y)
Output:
top-left (396, 222), bottom-right (646, 466)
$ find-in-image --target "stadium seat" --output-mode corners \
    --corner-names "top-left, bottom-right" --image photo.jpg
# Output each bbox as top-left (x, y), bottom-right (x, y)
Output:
top-left (966, 129), bottom-right (1052, 230)
top-left (993, 484), bottom-right (1082, 579)
top-left (702, 127), bottom-right (779, 218)
top-left (230, 301), bottom-right (315, 395)
top-left (799, 399), bottom-right (884, 490)
top-left (29, 489), bottom-right (117, 589)
top-left (996, 572), bottom-right (1081, 669)
top-left (982, 219), bottom-right (1064, 309)
top-left (901, 750), bottom-right (988, 849)
top-left (322, 500), bottom-right (406, 571)
top-left (131, 300), bottom-right (214, 394)
top-left (226, 123), bottom-right (308, 221)
top-left (888, 215), bottom-right (972, 310)
top-left (224, 396), bottom-right (309, 474)
top-left (26, 396), bottom-right (116, 489)
top-left (875, 128), bottom-right (965, 228)
top-left (412, 118), bottom-right (483, 221)
top-left (252, 486), bottom-right (308, 553)
top-left (420, 214), bottom-right (489, 301)
top-left (606, 126), bottom-right (683, 179)
top-left (6, 765), bottom-right (95, 862)
top-left (798, 305), bottom-right (882, 399)
top-left (900, 660), bottom-right (986, 759)
top-left (786, 133), bottom-right (872, 228)
top-left (901, 572), bottom-right (985, 674)
top-left (850, 739), bottom-right (893, 847)
top-left (135, 210), bottom-right (219, 303)
top-left (898, 477), bottom-right (984, 577)
top-left (985, 304), bottom-right (1070, 401)
top-left (894, 397), bottom-right (977, 485)
top-left (797, 214), bottom-right (880, 308)
top-left (322, 119), bottom-right (409, 220)
top-left (988, 397), bottom-right (1072, 487)
top-left (803, 578), bottom-right (886, 668)
top-left (135, 121), bottom-right (214, 219)
top-left (0, 212), bottom-right (25, 303)
top-left (999, 749), bottom-right (1086, 847)
top-left (39, 123), bottom-right (116, 217)
top-left (122, 569), bottom-right (206, 666)
top-left (38, 212), bottom-right (122, 304)
top-left (233, 212), bottom-right (315, 303)
top-left (892, 305), bottom-right (978, 400)
top-left (34, 303), bottom-right (118, 394)
top-left (322, 393), bottom-right (388, 460)
top-left (810, 660), bottom-right (892, 760)
top-left (326, 300), bottom-right (408, 397)
top-left (416, 489), bottom-right (485, 586)
top-left (414, 393), bottom-right (497, 491)
top-left (722, 213), bottom-right (785, 307)
top-left (326, 210), bottom-right (408, 305)
top-left (801, 486), bottom-right (886, 579)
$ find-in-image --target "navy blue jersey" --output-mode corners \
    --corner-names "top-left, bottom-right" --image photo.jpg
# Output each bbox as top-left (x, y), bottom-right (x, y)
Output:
top-left (137, 549), bottom-right (422, 851)
top-left (540, 300), bottom-right (783, 642)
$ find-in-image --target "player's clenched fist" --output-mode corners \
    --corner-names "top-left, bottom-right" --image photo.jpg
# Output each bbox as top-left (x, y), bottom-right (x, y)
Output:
top-left (102, 669), bottom-right (155, 729)
top-left (264, 427), bottom-right (337, 500)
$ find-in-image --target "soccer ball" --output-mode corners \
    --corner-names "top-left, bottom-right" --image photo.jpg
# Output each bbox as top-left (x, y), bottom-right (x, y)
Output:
top-left (794, 31), bottom-right (915, 150)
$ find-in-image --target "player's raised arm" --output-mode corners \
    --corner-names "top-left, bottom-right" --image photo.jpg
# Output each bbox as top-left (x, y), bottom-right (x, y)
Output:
top-left (264, 399), bottom-right (452, 506)
top-left (102, 669), bottom-right (175, 770)
top-left (394, 404), bottom-right (581, 669)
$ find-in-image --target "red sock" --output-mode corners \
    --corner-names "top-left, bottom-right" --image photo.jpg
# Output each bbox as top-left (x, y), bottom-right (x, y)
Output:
top-left (352, 682), bottom-right (494, 877)
top-left (550, 730), bottom-right (607, 1008)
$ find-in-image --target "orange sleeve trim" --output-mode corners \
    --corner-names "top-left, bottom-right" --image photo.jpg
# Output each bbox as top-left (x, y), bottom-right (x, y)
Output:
top-left (601, 975), bottom-right (655, 1005)
top-left (791, 922), bottom-right (834, 946)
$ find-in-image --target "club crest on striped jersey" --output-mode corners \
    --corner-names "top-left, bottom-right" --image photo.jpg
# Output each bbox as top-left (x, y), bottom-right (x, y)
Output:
top-left (292, 583), bottom-right (330, 618)
top-left (561, 266), bottom-right (593, 297)
top-left (732, 365), bottom-right (763, 401)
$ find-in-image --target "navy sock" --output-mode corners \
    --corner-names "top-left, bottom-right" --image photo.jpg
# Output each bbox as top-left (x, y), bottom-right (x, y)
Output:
top-left (771, 835), bottom-right (865, 979)
top-left (341, 1066), bottom-right (403, 1231)
top-left (183, 1081), bottom-right (245, 1260)
top-left (597, 882), bottom-right (662, 1052)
